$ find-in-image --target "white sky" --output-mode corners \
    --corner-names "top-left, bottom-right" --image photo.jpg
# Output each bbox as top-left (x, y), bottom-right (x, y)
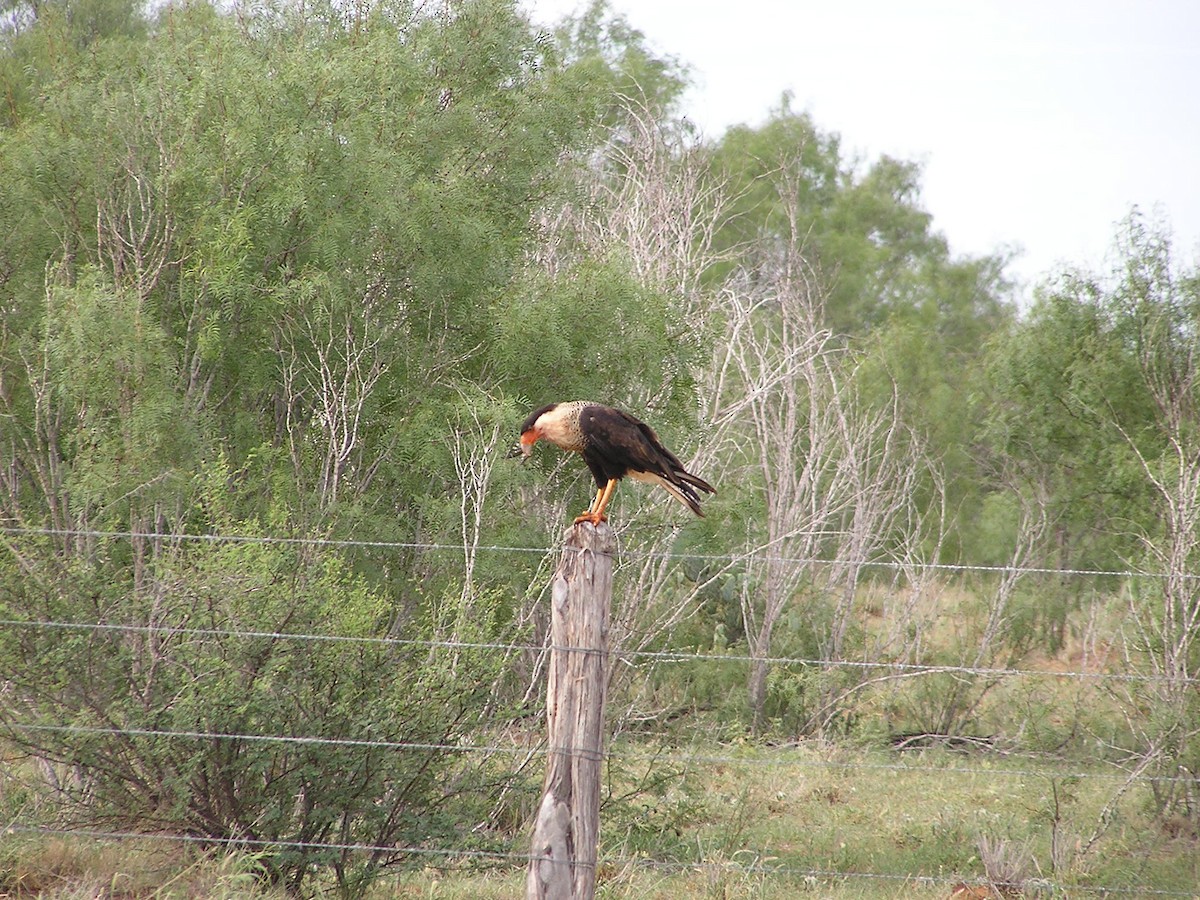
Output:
top-left (524, 0), bottom-right (1200, 296)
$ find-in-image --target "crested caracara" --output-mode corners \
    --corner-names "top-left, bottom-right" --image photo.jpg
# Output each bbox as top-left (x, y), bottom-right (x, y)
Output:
top-left (517, 401), bottom-right (715, 525)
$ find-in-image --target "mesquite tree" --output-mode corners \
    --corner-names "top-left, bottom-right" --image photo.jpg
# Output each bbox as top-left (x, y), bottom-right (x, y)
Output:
top-left (705, 168), bottom-right (943, 734)
top-left (0, 0), bottom-right (619, 891)
top-left (983, 212), bottom-right (1200, 823)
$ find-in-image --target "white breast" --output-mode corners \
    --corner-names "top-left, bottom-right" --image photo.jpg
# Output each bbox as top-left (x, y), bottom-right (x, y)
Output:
top-left (536, 401), bottom-right (592, 452)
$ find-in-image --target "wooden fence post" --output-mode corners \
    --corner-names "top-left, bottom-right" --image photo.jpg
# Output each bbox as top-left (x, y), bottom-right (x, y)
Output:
top-left (526, 521), bottom-right (614, 900)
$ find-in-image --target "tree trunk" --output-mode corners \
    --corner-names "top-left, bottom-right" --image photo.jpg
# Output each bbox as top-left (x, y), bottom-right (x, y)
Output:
top-left (748, 654), bottom-right (769, 736)
top-left (526, 522), bottom-right (614, 900)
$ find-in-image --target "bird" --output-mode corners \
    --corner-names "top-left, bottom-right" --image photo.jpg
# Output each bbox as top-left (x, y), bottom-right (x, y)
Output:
top-left (516, 401), bottom-right (715, 525)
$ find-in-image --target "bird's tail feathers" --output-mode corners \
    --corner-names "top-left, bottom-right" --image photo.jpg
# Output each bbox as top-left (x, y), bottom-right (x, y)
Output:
top-left (632, 471), bottom-right (706, 516)
top-left (661, 479), bottom-right (705, 517)
top-left (675, 469), bottom-right (716, 496)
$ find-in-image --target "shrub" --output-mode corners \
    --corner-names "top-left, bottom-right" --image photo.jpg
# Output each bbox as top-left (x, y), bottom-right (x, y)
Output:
top-left (0, 526), bottom-right (500, 896)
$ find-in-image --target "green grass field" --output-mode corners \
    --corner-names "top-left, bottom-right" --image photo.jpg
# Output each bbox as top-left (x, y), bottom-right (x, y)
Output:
top-left (4, 739), bottom-right (1197, 898)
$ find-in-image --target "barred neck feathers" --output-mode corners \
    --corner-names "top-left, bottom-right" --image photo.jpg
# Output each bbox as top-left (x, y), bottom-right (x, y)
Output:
top-left (536, 400), bottom-right (595, 452)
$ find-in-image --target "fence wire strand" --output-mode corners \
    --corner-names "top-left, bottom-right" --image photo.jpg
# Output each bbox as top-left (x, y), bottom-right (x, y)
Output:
top-left (1, 523), bottom-right (1189, 581)
top-left (2, 617), bottom-right (1195, 686)
top-left (4, 721), bottom-right (1197, 788)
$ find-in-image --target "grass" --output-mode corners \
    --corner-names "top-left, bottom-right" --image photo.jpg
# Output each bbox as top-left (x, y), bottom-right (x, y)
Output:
top-left (600, 744), bottom-right (1100, 896)
top-left (6, 741), bottom-right (1194, 898)
top-left (0, 836), bottom-right (284, 899)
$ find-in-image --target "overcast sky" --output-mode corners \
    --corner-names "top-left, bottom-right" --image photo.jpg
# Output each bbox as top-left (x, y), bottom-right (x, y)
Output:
top-left (524, 0), bottom-right (1200, 296)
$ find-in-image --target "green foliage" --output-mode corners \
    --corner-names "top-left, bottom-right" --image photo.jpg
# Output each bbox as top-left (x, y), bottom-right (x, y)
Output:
top-left (492, 260), bottom-right (695, 407)
top-left (0, 484), bottom-right (503, 895)
top-left (708, 97), bottom-right (1012, 337)
top-left (0, 0), bottom-right (674, 549)
top-left (551, 0), bottom-right (689, 122)
top-left (979, 211), bottom-right (1197, 572)
top-left (43, 270), bottom-right (198, 517)
top-left (0, 1), bottom-right (641, 893)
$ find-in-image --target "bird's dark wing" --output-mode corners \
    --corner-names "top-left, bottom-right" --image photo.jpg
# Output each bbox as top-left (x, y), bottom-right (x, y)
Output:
top-left (580, 406), bottom-right (715, 493)
top-left (579, 405), bottom-right (715, 516)
top-left (578, 407), bottom-right (658, 477)
top-left (619, 410), bottom-right (714, 492)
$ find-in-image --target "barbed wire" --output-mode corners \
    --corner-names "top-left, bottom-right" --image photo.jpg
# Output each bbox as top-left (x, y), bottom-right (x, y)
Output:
top-left (0, 524), bottom-right (1182, 581)
top-left (2, 616), bottom-right (1195, 686)
top-left (2, 823), bottom-right (544, 867)
top-left (5, 721), bottom-right (1196, 788)
top-left (4, 825), bottom-right (1194, 897)
top-left (3, 722), bottom-right (534, 757)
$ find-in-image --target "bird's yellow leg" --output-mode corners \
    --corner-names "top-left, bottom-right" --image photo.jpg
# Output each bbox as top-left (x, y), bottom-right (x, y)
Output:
top-left (574, 479), bottom-right (617, 525)
top-left (574, 486), bottom-right (605, 524)
top-left (594, 478), bottom-right (617, 519)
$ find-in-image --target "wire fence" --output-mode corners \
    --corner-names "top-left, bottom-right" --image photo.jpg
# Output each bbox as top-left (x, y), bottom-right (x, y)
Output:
top-left (2, 616), bottom-right (1195, 686)
top-left (5, 709), bottom-right (1199, 787)
top-left (3, 524), bottom-right (1198, 897)
top-left (2, 523), bottom-right (1192, 581)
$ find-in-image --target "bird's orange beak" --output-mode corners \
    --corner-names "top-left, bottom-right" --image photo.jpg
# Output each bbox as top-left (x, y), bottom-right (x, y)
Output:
top-left (517, 429), bottom-right (538, 460)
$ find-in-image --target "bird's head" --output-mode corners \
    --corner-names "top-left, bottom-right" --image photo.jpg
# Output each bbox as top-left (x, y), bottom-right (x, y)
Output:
top-left (510, 403), bottom-right (558, 460)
